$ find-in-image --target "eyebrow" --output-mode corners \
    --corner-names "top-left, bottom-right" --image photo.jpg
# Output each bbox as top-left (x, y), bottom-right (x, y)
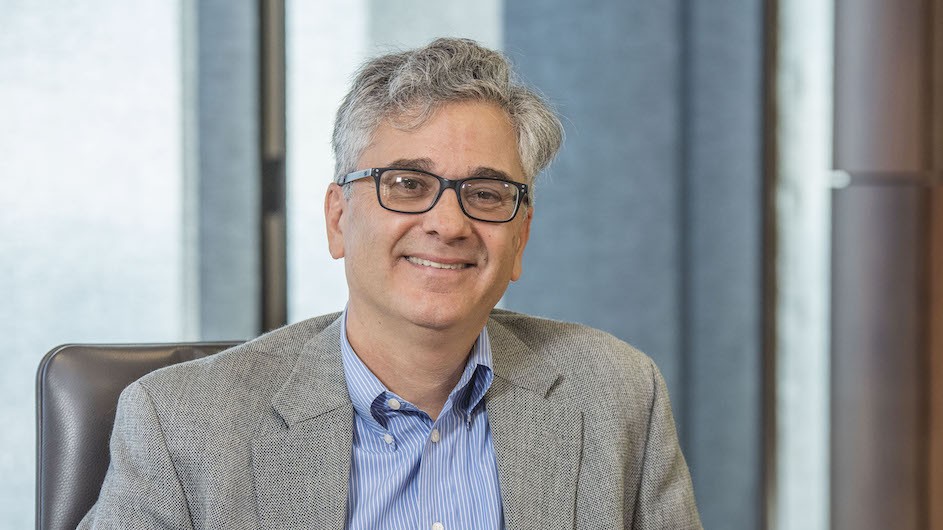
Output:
top-left (386, 158), bottom-right (435, 172)
top-left (385, 158), bottom-right (514, 181)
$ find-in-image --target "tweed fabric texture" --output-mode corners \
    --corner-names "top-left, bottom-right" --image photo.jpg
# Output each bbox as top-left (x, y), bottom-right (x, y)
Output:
top-left (78, 310), bottom-right (702, 529)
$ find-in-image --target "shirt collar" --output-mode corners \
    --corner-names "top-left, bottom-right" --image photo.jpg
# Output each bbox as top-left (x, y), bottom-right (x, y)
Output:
top-left (339, 307), bottom-right (494, 430)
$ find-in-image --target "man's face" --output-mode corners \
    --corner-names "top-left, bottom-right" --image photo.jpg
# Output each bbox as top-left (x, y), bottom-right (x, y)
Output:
top-left (325, 101), bottom-right (532, 333)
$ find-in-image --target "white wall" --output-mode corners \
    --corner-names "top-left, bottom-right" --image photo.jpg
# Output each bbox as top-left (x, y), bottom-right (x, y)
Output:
top-left (774, 0), bottom-right (834, 528)
top-left (0, 2), bottom-right (186, 527)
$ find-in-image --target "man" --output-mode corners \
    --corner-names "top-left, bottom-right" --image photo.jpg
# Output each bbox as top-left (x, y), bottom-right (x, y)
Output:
top-left (80, 38), bottom-right (701, 529)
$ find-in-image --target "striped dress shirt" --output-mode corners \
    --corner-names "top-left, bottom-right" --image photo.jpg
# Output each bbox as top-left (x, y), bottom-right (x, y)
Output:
top-left (339, 311), bottom-right (504, 530)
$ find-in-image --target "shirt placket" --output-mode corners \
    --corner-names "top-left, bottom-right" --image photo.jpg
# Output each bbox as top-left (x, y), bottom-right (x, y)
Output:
top-left (419, 408), bottom-right (456, 530)
top-left (381, 395), bottom-right (438, 529)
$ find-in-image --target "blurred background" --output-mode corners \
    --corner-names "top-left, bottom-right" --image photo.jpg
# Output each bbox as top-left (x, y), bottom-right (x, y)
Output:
top-left (2, 0), bottom-right (941, 528)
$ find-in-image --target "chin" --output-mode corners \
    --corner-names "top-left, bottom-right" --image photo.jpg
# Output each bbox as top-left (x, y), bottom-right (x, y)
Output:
top-left (399, 298), bottom-right (483, 332)
top-left (405, 307), bottom-right (467, 331)
top-left (390, 283), bottom-right (508, 332)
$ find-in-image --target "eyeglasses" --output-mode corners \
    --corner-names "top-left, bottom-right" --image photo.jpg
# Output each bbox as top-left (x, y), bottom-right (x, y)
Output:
top-left (339, 167), bottom-right (529, 223)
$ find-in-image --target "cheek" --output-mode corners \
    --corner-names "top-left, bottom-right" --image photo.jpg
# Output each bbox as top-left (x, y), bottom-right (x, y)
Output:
top-left (346, 211), bottom-right (413, 261)
top-left (505, 222), bottom-right (526, 253)
top-left (339, 213), bottom-right (375, 262)
top-left (486, 232), bottom-right (522, 270)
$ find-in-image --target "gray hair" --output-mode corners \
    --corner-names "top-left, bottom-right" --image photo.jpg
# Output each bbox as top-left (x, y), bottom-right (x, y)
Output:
top-left (332, 38), bottom-right (563, 187)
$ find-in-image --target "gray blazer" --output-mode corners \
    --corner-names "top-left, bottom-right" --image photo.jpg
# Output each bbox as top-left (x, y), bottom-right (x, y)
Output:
top-left (79, 310), bottom-right (701, 529)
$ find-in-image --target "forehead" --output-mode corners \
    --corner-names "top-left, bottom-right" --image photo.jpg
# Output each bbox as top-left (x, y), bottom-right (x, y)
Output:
top-left (356, 101), bottom-right (525, 181)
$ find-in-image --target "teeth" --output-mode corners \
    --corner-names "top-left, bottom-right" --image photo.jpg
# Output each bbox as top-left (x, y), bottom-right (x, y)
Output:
top-left (406, 256), bottom-right (468, 270)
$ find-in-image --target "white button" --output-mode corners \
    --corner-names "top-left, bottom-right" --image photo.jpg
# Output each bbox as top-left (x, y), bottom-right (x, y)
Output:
top-left (432, 523), bottom-right (444, 530)
top-left (430, 429), bottom-right (440, 443)
top-left (383, 433), bottom-right (394, 445)
top-left (387, 398), bottom-right (401, 410)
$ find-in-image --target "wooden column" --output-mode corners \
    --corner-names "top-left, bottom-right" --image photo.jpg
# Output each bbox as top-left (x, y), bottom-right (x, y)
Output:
top-left (931, 186), bottom-right (943, 530)
top-left (929, 0), bottom-right (943, 526)
top-left (832, 0), bottom-right (942, 528)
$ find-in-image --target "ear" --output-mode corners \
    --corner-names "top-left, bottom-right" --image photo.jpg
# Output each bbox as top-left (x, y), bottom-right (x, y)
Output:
top-left (324, 183), bottom-right (347, 259)
top-left (510, 207), bottom-right (533, 281)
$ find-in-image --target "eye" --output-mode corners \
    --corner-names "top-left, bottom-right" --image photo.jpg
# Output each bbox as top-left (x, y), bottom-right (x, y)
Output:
top-left (398, 178), bottom-right (423, 191)
top-left (462, 179), bottom-right (516, 210)
top-left (470, 189), bottom-right (501, 202)
top-left (390, 175), bottom-right (430, 195)
top-left (380, 170), bottom-right (438, 202)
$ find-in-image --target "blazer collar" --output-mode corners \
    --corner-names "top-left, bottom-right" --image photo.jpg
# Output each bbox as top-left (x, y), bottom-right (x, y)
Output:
top-left (486, 316), bottom-right (584, 530)
top-left (253, 313), bottom-right (584, 530)
top-left (252, 315), bottom-right (354, 530)
top-left (270, 315), bottom-right (350, 427)
top-left (487, 316), bottom-right (560, 396)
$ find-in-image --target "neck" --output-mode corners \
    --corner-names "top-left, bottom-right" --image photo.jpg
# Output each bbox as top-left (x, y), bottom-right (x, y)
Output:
top-left (344, 305), bottom-right (487, 420)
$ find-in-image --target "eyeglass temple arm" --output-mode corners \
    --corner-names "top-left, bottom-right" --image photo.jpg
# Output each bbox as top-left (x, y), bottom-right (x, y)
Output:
top-left (338, 169), bottom-right (373, 185)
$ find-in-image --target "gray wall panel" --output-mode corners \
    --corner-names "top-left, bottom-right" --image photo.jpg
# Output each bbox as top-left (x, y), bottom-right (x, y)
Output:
top-left (685, 2), bottom-right (764, 529)
top-left (194, 0), bottom-right (261, 340)
top-left (504, 2), bottom-right (765, 528)
top-left (503, 0), bottom-right (685, 400)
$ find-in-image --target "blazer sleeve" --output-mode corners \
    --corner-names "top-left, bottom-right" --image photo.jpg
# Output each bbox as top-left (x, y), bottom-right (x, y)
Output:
top-left (632, 361), bottom-right (703, 530)
top-left (77, 381), bottom-right (195, 530)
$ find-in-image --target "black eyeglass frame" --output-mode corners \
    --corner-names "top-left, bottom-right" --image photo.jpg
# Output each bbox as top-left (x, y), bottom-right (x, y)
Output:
top-left (339, 167), bottom-right (530, 223)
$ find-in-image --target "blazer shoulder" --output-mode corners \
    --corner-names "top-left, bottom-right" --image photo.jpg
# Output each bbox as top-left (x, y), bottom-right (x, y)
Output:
top-left (133, 312), bottom-right (342, 407)
top-left (488, 309), bottom-right (657, 388)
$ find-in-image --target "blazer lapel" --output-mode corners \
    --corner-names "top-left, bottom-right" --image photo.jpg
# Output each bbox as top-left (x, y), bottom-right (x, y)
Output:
top-left (487, 318), bottom-right (583, 530)
top-left (251, 317), bottom-right (354, 530)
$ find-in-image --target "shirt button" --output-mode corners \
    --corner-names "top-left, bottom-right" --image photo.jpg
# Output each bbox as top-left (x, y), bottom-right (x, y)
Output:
top-left (430, 428), bottom-right (441, 443)
top-left (383, 433), bottom-right (394, 445)
top-left (387, 398), bottom-right (401, 410)
top-left (432, 523), bottom-right (444, 530)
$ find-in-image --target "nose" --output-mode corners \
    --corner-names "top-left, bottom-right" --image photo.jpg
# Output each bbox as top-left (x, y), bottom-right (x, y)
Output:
top-left (421, 188), bottom-right (472, 240)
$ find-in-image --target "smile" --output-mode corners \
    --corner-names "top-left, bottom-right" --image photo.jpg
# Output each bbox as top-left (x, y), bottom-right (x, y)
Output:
top-left (405, 256), bottom-right (471, 270)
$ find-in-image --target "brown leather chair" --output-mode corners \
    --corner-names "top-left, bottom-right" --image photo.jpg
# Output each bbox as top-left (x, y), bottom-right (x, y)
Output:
top-left (35, 342), bottom-right (240, 530)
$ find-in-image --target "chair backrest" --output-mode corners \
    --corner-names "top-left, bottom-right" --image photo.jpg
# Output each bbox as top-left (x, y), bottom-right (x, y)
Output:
top-left (35, 342), bottom-right (240, 530)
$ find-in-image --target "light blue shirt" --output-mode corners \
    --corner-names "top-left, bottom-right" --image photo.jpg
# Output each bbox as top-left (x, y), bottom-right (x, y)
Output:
top-left (339, 310), bottom-right (504, 530)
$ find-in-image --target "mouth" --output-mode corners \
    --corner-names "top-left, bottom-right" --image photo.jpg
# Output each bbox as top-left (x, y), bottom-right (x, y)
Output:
top-left (405, 256), bottom-right (473, 270)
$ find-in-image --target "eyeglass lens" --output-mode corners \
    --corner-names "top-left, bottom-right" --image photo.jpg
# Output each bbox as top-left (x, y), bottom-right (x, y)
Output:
top-left (378, 170), bottom-right (520, 222)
